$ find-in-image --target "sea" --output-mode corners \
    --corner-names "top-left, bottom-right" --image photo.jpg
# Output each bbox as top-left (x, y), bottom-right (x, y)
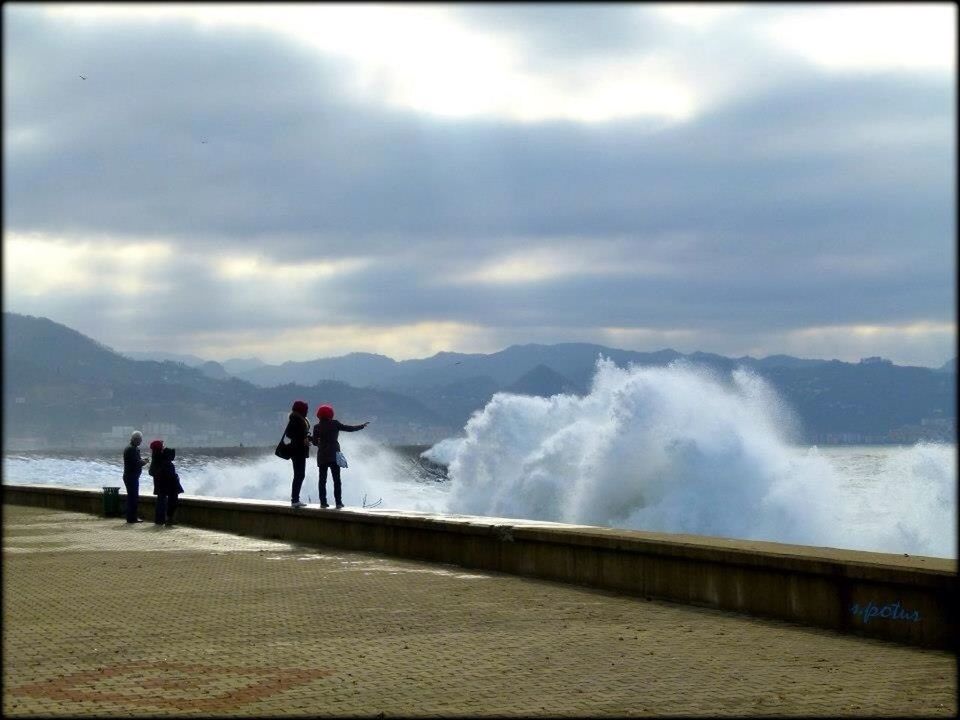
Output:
top-left (4, 360), bottom-right (956, 558)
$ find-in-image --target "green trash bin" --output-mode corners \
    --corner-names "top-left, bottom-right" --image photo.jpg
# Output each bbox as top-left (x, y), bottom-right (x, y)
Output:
top-left (102, 486), bottom-right (121, 517)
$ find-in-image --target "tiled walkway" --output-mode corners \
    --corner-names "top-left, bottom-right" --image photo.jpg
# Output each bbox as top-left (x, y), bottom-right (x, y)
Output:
top-left (3, 505), bottom-right (956, 716)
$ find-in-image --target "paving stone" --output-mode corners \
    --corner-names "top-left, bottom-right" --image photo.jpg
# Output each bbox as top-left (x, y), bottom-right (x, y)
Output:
top-left (2, 505), bottom-right (956, 716)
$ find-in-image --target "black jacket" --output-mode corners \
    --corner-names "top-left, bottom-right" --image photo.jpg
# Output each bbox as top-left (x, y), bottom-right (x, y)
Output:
top-left (148, 449), bottom-right (162, 481)
top-left (153, 447), bottom-right (184, 496)
top-left (284, 412), bottom-right (311, 459)
top-left (312, 418), bottom-right (364, 465)
top-left (123, 444), bottom-right (144, 481)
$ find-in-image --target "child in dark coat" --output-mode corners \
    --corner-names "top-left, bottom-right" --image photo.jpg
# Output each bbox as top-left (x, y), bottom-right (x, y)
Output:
top-left (153, 446), bottom-right (184, 526)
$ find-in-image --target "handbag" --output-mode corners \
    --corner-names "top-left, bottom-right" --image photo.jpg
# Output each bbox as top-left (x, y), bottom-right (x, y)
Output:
top-left (275, 433), bottom-right (293, 460)
top-left (335, 451), bottom-right (348, 468)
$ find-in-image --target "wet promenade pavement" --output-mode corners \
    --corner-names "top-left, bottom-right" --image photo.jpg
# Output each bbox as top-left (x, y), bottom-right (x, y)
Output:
top-left (3, 504), bottom-right (956, 717)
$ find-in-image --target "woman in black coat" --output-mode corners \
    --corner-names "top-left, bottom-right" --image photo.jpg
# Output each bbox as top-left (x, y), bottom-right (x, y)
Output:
top-left (312, 404), bottom-right (368, 509)
top-left (150, 442), bottom-right (183, 526)
top-left (148, 439), bottom-right (164, 496)
top-left (285, 400), bottom-right (311, 507)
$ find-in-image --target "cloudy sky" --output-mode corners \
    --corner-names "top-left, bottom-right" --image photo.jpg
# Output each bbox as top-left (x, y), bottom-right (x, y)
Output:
top-left (4, 3), bottom-right (956, 367)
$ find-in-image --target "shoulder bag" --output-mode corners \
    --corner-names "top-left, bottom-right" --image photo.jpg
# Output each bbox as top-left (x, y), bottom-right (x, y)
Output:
top-left (275, 432), bottom-right (293, 460)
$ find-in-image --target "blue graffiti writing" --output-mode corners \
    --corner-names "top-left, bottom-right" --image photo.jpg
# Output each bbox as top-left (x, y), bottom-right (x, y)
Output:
top-left (849, 600), bottom-right (921, 625)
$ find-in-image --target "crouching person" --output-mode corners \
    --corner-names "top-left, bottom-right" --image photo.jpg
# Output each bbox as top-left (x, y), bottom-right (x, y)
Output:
top-left (153, 444), bottom-right (184, 527)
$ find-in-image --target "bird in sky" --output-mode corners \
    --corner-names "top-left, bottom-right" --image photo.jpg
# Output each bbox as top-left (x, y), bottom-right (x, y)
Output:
top-left (79, 75), bottom-right (87, 80)
top-left (201, 139), bottom-right (208, 144)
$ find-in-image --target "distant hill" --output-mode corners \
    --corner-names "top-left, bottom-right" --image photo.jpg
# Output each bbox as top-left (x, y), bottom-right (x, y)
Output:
top-left (759, 360), bottom-right (955, 440)
top-left (122, 350), bottom-right (208, 366)
top-left (236, 352), bottom-right (397, 387)
top-left (3, 313), bottom-right (453, 449)
top-left (235, 343), bottom-right (686, 390)
top-left (383, 344), bottom-right (690, 391)
top-left (3, 312), bottom-right (955, 447)
top-left (5, 313), bottom-right (196, 387)
top-left (199, 361), bottom-right (231, 380)
top-left (504, 364), bottom-right (585, 397)
top-left (737, 354), bottom-right (830, 370)
top-left (221, 357), bottom-right (267, 374)
top-left (123, 352), bottom-right (267, 375)
top-left (401, 375), bottom-right (502, 429)
top-left (233, 343), bottom-right (847, 393)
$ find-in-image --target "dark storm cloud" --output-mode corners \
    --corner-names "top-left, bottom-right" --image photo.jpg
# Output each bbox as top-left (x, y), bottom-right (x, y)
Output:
top-left (4, 7), bottom-right (361, 249)
top-left (304, 239), bottom-right (952, 335)
top-left (4, 5), bottom-right (954, 355)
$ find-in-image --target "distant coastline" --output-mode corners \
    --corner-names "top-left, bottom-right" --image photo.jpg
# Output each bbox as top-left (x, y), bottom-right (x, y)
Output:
top-left (5, 312), bottom-right (956, 450)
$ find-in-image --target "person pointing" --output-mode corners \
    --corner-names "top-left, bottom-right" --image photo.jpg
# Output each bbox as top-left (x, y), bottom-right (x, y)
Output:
top-left (311, 405), bottom-right (368, 509)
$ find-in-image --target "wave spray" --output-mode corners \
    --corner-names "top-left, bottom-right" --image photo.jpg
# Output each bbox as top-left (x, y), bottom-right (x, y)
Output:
top-left (429, 359), bottom-right (956, 557)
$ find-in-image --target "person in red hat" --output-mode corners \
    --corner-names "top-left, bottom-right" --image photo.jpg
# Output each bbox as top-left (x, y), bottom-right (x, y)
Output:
top-left (147, 439), bottom-right (164, 486)
top-left (153, 445), bottom-right (184, 527)
top-left (147, 439), bottom-right (167, 525)
top-left (311, 405), bottom-right (368, 509)
top-left (285, 400), bottom-right (311, 507)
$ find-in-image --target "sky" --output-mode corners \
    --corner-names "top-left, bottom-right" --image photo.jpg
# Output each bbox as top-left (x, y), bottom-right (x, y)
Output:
top-left (3, 2), bottom-right (956, 367)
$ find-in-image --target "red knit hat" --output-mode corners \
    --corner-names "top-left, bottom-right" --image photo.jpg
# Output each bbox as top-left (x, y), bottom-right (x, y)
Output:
top-left (316, 405), bottom-right (334, 420)
top-left (149, 439), bottom-right (164, 451)
top-left (292, 400), bottom-right (308, 415)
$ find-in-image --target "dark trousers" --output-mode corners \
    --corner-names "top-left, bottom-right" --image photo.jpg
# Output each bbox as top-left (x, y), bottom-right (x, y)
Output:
top-left (291, 455), bottom-right (306, 503)
top-left (318, 463), bottom-right (342, 507)
top-left (122, 476), bottom-right (140, 522)
top-left (155, 494), bottom-right (178, 524)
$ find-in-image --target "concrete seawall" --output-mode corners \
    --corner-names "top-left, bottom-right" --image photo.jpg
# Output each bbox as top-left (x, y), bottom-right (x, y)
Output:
top-left (4, 483), bottom-right (956, 649)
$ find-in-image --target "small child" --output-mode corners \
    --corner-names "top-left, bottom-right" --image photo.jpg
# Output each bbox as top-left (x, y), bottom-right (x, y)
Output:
top-left (154, 446), bottom-right (184, 527)
top-left (147, 439), bottom-right (164, 482)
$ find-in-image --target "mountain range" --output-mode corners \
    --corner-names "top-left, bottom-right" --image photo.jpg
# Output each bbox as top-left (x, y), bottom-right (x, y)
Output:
top-left (3, 312), bottom-right (956, 450)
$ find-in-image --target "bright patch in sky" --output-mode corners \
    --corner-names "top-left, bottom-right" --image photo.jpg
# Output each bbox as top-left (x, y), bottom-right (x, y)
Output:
top-left (4, 234), bottom-right (172, 297)
top-left (215, 255), bottom-right (369, 283)
top-left (655, 3), bottom-right (746, 30)
top-left (453, 244), bottom-right (670, 285)
top-left (765, 4), bottom-right (956, 72)
top-left (782, 323), bottom-right (957, 367)
top-left (189, 321), bottom-right (494, 363)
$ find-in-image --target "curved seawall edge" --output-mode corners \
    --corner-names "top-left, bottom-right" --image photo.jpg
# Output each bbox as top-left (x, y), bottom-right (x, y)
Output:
top-left (3, 483), bottom-right (956, 649)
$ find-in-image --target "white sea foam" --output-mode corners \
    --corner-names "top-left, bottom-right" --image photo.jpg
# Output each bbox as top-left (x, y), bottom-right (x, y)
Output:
top-left (433, 358), bottom-right (957, 557)
top-left (823, 441), bottom-right (957, 558)
top-left (421, 437), bottom-right (465, 466)
top-left (184, 435), bottom-right (451, 512)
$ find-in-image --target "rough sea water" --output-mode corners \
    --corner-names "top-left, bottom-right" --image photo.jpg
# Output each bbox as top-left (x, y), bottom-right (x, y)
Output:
top-left (4, 360), bottom-right (956, 558)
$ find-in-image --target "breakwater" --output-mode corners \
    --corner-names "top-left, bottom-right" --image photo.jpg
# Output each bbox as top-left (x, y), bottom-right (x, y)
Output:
top-left (3, 483), bottom-right (956, 649)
